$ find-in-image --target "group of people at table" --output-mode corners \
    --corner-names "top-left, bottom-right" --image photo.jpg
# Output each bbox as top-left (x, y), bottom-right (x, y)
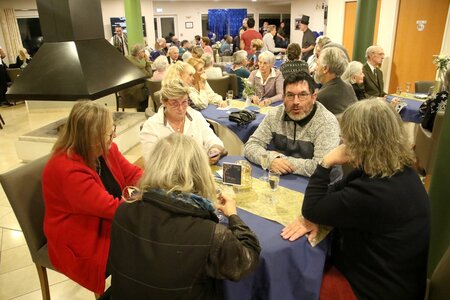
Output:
top-left (39, 20), bottom-right (437, 299)
top-left (41, 64), bottom-right (431, 299)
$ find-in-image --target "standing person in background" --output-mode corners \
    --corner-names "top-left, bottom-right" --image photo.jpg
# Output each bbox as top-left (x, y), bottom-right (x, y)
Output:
top-left (276, 21), bottom-right (288, 48)
top-left (260, 21), bottom-right (269, 36)
top-left (239, 17), bottom-right (248, 33)
top-left (110, 26), bottom-right (128, 56)
top-left (240, 18), bottom-right (263, 56)
top-left (0, 45), bottom-right (11, 107)
top-left (262, 25), bottom-right (286, 54)
top-left (299, 15), bottom-right (315, 61)
top-left (194, 35), bottom-right (202, 46)
top-left (363, 45), bottom-right (387, 97)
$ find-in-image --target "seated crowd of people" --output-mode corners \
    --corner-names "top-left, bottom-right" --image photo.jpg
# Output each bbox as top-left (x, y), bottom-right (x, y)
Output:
top-left (38, 18), bottom-right (436, 300)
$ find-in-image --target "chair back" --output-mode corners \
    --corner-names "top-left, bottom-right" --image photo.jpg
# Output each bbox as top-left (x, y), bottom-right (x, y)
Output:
top-left (227, 73), bottom-right (239, 98)
top-left (415, 81), bottom-right (434, 94)
top-left (7, 68), bottom-right (22, 83)
top-left (118, 83), bottom-right (148, 109)
top-left (427, 246), bottom-right (450, 300)
top-left (146, 79), bottom-right (162, 111)
top-left (0, 155), bottom-right (50, 263)
top-left (207, 75), bottom-right (230, 99)
top-left (415, 111), bottom-right (445, 174)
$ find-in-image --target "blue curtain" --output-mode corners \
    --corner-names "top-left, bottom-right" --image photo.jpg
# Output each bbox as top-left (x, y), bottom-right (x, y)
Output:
top-left (208, 9), bottom-right (247, 41)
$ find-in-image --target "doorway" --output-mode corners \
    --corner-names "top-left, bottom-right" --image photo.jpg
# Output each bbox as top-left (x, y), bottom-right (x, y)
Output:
top-left (153, 16), bottom-right (177, 40)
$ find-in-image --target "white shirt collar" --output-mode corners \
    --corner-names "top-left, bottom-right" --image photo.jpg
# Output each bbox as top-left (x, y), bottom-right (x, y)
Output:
top-left (255, 68), bottom-right (276, 85)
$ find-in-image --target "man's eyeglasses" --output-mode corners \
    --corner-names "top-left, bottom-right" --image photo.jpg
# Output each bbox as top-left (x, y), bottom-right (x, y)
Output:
top-left (167, 100), bottom-right (189, 108)
top-left (108, 125), bottom-right (116, 141)
top-left (285, 92), bottom-right (312, 101)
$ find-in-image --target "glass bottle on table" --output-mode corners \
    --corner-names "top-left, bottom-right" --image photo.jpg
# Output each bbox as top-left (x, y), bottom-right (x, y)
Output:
top-left (226, 90), bottom-right (233, 107)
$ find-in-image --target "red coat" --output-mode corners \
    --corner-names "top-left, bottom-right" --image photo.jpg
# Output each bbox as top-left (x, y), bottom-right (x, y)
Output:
top-left (42, 143), bottom-right (143, 293)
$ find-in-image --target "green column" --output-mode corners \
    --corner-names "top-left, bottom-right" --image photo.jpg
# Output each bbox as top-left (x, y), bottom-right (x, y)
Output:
top-left (352, 0), bottom-right (378, 62)
top-left (427, 106), bottom-right (450, 276)
top-left (124, 0), bottom-right (144, 53)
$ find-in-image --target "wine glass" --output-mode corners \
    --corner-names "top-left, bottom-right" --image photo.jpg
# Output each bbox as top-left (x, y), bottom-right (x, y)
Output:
top-left (215, 188), bottom-right (225, 222)
top-left (259, 153), bottom-right (269, 181)
top-left (226, 90), bottom-right (233, 107)
top-left (121, 186), bottom-right (142, 203)
top-left (405, 82), bottom-right (411, 94)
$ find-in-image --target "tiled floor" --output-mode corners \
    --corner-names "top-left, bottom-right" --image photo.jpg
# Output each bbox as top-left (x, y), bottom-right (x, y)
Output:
top-left (0, 99), bottom-right (140, 299)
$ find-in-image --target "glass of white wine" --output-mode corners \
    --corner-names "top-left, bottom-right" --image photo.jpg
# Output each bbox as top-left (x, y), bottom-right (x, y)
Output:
top-left (268, 171), bottom-right (280, 192)
top-left (259, 153), bottom-right (269, 181)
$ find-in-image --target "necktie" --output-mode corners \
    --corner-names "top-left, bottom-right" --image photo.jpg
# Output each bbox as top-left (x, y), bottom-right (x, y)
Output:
top-left (120, 37), bottom-right (125, 55)
top-left (373, 68), bottom-right (377, 78)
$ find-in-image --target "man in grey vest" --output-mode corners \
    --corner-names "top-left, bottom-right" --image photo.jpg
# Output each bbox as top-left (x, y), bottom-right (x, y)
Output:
top-left (110, 26), bottom-right (129, 56)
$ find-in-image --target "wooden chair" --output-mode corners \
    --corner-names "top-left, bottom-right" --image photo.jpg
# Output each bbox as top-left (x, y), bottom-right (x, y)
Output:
top-left (0, 155), bottom-right (53, 300)
top-left (115, 83), bottom-right (148, 112)
top-left (415, 81), bottom-right (434, 94)
top-left (415, 111), bottom-right (445, 174)
top-left (0, 113), bottom-right (4, 129)
top-left (146, 79), bottom-right (162, 112)
top-left (0, 155), bottom-right (109, 300)
top-left (207, 75), bottom-right (230, 99)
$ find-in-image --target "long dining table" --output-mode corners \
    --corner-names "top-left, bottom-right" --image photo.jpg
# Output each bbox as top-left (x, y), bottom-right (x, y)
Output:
top-left (218, 156), bottom-right (330, 300)
top-left (385, 92), bottom-right (426, 123)
top-left (201, 100), bottom-right (278, 143)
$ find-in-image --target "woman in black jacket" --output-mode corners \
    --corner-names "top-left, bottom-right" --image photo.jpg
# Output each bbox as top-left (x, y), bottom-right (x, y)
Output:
top-left (282, 100), bottom-right (430, 299)
top-left (110, 133), bottom-right (261, 300)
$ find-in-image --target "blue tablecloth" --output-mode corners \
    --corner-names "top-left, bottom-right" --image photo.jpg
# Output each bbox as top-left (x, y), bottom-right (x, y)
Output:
top-left (220, 156), bottom-right (329, 300)
top-left (201, 103), bottom-right (266, 143)
top-left (386, 94), bottom-right (424, 123)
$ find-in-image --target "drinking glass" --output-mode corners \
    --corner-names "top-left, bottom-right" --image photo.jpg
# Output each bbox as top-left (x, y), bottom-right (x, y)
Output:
top-left (226, 90), bottom-right (233, 106)
top-left (268, 172), bottom-right (280, 192)
top-left (405, 82), bottom-right (411, 94)
top-left (259, 153), bottom-right (269, 181)
top-left (215, 188), bottom-right (225, 222)
top-left (396, 86), bottom-right (402, 95)
top-left (121, 186), bottom-right (142, 203)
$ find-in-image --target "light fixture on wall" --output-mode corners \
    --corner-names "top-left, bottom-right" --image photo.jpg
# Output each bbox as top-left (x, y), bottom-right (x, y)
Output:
top-left (156, 8), bottom-right (163, 13)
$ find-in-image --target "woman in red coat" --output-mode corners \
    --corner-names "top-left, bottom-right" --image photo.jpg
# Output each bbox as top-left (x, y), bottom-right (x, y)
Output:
top-left (42, 101), bottom-right (143, 294)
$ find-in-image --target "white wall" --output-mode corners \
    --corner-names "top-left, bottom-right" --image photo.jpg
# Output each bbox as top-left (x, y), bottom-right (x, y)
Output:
top-left (327, 0), bottom-right (400, 91)
top-left (290, 0), bottom-right (327, 45)
top-left (152, 1), bottom-right (290, 42)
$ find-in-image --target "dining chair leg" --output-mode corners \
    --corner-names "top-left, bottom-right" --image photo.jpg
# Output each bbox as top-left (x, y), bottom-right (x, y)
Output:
top-left (35, 264), bottom-right (51, 300)
top-left (0, 113), bottom-right (4, 125)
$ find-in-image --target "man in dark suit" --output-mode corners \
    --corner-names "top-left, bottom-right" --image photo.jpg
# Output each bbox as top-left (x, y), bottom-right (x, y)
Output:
top-left (167, 46), bottom-right (180, 64)
top-left (363, 45), bottom-right (387, 97)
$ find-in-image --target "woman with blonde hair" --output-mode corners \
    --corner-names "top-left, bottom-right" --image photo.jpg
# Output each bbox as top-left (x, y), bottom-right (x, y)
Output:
top-left (140, 78), bottom-right (226, 164)
top-left (42, 101), bottom-right (143, 294)
top-left (282, 100), bottom-right (430, 299)
top-left (111, 133), bottom-right (260, 299)
top-left (191, 45), bottom-right (205, 59)
top-left (162, 61), bottom-right (196, 86)
top-left (187, 57), bottom-right (227, 109)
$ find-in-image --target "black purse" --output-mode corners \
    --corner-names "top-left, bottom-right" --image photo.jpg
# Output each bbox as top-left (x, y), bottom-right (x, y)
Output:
top-left (229, 109), bottom-right (256, 126)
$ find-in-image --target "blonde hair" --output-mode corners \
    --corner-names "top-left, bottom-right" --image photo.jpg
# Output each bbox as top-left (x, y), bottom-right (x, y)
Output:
top-left (251, 39), bottom-right (263, 51)
top-left (139, 133), bottom-right (217, 201)
top-left (340, 100), bottom-right (415, 177)
top-left (53, 101), bottom-right (112, 169)
top-left (160, 79), bottom-right (190, 102)
top-left (187, 57), bottom-right (205, 85)
top-left (191, 46), bottom-right (204, 59)
top-left (162, 61), bottom-right (195, 85)
top-left (18, 48), bottom-right (30, 60)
